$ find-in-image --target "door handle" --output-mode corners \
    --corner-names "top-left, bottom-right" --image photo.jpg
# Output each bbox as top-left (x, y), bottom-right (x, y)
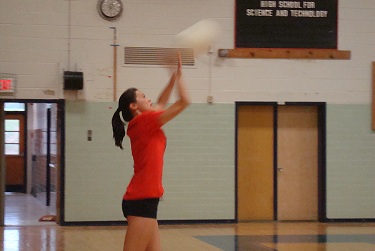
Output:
top-left (277, 168), bottom-right (284, 172)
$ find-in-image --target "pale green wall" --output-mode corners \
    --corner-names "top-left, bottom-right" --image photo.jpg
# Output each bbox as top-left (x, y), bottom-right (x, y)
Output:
top-left (326, 104), bottom-right (375, 219)
top-left (65, 102), bottom-right (375, 222)
top-left (64, 102), bottom-right (235, 222)
top-left (65, 102), bottom-right (130, 221)
top-left (160, 104), bottom-right (235, 220)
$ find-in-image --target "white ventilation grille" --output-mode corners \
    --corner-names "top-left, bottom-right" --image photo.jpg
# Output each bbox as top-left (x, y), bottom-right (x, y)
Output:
top-left (124, 47), bottom-right (195, 66)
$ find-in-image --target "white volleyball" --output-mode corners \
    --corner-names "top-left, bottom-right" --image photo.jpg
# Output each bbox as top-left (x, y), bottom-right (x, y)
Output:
top-left (174, 19), bottom-right (221, 57)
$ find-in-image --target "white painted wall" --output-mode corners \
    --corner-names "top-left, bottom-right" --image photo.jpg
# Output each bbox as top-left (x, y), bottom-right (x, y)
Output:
top-left (1, 0), bottom-right (374, 221)
top-left (0, 0), bottom-right (373, 104)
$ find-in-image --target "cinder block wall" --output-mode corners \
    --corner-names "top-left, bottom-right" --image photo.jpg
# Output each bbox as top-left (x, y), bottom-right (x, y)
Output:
top-left (1, 0), bottom-right (374, 221)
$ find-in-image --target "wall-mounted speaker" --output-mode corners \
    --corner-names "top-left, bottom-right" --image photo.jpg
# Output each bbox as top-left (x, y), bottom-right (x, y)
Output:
top-left (64, 71), bottom-right (83, 90)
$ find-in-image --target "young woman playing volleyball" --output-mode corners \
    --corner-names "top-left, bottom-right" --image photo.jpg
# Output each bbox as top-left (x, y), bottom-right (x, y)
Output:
top-left (112, 51), bottom-right (190, 251)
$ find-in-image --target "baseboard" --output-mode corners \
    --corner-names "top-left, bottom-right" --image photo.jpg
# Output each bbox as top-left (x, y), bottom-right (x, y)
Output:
top-left (325, 218), bottom-right (375, 223)
top-left (158, 219), bottom-right (235, 225)
top-left (60, 218), bottom-right (375, 226)
top-left (60, 221), bottom-right (127, 226)
top-left (59, 219), bottom-right (235, 227)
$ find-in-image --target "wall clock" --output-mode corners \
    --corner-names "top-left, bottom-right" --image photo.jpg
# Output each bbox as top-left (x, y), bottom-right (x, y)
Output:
top-left (97, 0), bottom-right (123, 21)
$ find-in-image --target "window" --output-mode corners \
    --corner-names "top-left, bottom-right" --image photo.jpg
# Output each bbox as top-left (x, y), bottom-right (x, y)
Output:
top-left (4, 102), bottom-right (25, 111)
top-left (5, 119), bottom-right (20, 155)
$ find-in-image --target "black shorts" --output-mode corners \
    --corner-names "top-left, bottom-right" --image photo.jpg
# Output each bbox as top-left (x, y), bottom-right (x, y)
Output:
top-left (122, 198), bottom-right (160, 219)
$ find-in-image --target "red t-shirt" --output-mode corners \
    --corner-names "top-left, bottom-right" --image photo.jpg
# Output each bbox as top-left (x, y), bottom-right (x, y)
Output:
top-left (124, 111), bottom-right (166, 200)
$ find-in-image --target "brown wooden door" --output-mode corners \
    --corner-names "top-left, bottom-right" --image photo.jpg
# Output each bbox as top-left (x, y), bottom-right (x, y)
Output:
top-left (237, 104), bottom-right (320, 221)
top-left (277, 106), bottom-right (318, 221)
top-left (5, 114), bottom-right (26, 192)
top-left (237, 105), bottom-right (274, 221)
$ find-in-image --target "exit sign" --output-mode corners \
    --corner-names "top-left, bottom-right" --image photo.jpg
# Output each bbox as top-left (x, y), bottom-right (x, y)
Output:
top-left (0, 74), bottom-right (16, 93)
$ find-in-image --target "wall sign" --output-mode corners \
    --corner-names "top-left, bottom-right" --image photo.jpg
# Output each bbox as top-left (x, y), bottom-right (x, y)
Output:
top-left (0, 74), bottom-right (16, 93)
top-left (235, 0), bottom-right (338, 49)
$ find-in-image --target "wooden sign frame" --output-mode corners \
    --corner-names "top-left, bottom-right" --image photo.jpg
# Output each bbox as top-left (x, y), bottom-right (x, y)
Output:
top-left (218, 48), bottom-right (350, 60)
top-left (221, 0), bottom-right (350, 60)
top-left (235, 0), bottom-right (338, 49)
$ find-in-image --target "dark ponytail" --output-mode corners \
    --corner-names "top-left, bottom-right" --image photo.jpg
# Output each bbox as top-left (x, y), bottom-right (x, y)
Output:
top-left (112, 88), bottom-right (137, 149)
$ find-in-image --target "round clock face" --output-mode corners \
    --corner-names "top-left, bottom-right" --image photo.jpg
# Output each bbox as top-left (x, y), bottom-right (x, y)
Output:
top-left (98, 0), bottom-right (123, 21)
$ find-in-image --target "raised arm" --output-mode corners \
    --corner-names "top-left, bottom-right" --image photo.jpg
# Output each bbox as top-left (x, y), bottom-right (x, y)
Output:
top-left (153, 72), bottom-right (177, 111)
top-left (159, 51), bottom-right (190, 125)
top-left (153, 50), bottom-right (183, 110)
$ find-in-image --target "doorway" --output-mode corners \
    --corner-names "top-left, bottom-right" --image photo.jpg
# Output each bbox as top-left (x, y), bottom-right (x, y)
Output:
top-left (0, 99), bottom-right (64, 226)
top-left (236, 102), bottom-right (326, 222)
top-left (4, 113), bottom-right (26, 193)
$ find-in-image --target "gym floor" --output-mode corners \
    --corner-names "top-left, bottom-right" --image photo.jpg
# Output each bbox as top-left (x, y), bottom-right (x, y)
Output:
top-left (1, 194), bottom-right (374, 250)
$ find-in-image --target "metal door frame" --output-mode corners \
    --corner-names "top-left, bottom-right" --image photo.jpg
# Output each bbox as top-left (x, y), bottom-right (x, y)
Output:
top-left (0, 99), bottom-right (65, 226)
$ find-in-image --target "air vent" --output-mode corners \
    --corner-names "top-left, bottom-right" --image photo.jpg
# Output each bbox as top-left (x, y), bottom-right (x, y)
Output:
top-left (124, 47), bottom-right (195, 66)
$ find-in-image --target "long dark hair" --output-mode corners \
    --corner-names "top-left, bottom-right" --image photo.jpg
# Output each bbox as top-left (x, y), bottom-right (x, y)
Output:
top-left (112, 88), bottom-right (137, 149)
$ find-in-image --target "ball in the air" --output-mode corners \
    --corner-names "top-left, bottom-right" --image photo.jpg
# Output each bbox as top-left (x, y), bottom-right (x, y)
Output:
top-left (174, 19), bottom-right (221, 57)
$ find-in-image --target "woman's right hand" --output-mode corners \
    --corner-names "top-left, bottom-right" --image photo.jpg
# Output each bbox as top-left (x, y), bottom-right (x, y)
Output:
top-left (176, 50), bottom-right (182, 79)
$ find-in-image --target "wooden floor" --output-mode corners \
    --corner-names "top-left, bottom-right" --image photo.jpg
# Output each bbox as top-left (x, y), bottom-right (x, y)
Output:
top-left (1, 194), bottom-right (374, 251)
top-left (4, 193), bottom-right (56, 226)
